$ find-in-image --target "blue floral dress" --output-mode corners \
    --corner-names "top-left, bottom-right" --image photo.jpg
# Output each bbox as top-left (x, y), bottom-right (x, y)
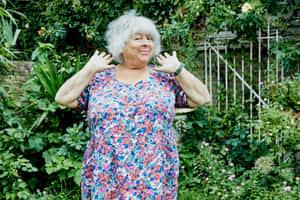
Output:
top-left (78, 66), bottom-right (187, 200)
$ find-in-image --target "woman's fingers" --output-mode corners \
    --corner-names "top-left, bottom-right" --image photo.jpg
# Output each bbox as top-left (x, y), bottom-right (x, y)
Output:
top-left (99, 52), bottom-right (106, 57)
top-left (106, 57), bottom-right (113, 64)
top-left (94, 50), bottom-right (99, 55)
top-left (103, 64), bottom-right (116, 70)
top-left (156, 56), bottom-right (163, 64)
top-left (95, 51), bottom-right (113, 63)
top-left (153, 67), bottom-right (164, 72)
top-left (103, 54), bottom-right (112, 62)
top-left (164, 52), bottom-right (170, 57)
top-left (104, 54), bottom-right (111, 59)
top-left (172, 51), bottom-right (177, 57)
top-left (158, 51), bottom-right (176, 59)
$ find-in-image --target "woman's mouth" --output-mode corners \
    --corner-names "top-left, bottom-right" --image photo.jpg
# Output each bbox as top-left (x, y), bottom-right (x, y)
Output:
top-left (139, 50), bottom-right (151, 55)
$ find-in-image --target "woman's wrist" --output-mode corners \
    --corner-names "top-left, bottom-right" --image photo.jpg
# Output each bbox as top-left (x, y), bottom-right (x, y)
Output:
top-left (84, 62), bottom-right (97, 75)
top-left (174, 62), bottom-right (185, 76)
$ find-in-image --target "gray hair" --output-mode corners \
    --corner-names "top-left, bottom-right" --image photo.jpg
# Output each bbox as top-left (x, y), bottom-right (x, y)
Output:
top-left (105, 10), bottom-right (161, 63)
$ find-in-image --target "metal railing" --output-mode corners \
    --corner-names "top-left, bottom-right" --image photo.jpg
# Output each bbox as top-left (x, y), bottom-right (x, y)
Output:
top-left (199, 22), bottom-right (285, 142)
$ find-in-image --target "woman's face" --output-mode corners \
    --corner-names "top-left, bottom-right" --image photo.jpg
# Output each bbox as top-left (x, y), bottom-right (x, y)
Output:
top-left (122, 32), bottom-right (154, 66)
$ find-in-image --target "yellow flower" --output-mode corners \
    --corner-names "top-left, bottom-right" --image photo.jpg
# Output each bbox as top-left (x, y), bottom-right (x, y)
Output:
top-left (87, 34), bottom-right (93, 39)
top-left (241, 2), bottom-right (253, 13)
top-left (38, 30), bottom-right (45, 36)
top-left (38, 27), bottom-right (46, 36)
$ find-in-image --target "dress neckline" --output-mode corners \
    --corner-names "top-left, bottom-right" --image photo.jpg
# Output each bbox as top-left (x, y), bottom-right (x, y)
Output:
top-left (111, 66), bottom-right (153, 87)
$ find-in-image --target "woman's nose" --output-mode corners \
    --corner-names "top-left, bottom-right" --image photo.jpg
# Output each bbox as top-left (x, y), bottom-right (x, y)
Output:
top-left (140, 38), bottom-right (151, 45)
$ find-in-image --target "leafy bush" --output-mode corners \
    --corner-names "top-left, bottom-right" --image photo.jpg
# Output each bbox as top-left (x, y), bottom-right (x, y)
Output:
top-left (12, 0), bottom-right (183, 58)
top-left (11, 0), bottom-right (133, 57)
top-left (271, 40), bottom-right (300, 72)
top-left (0, 46), bottom-right (89, 199)
top-left (161, 0), bottom-right (297, 42)
top-left (0, 1), bottom-right (24, 70)
top-left (181, 105), bottom-right (267, 170)
top-left (177, 104), bottom-right (299, 199)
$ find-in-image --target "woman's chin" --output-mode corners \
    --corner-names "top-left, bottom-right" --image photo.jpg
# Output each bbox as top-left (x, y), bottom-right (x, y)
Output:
top-left (138, 55), bottom-right (152, 63)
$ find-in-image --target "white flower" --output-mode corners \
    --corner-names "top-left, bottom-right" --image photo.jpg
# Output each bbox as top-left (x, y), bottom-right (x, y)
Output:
top-left (242, 3), bottom-right (253, 13)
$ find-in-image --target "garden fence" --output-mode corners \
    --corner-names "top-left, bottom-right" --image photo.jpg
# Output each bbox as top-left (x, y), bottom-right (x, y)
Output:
top-left (192, 21), bottom-right (289, 158)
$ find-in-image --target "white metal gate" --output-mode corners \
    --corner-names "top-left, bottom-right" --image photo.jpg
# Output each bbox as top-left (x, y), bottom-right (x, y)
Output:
top-left (196, 21), bottom-right (285, 141)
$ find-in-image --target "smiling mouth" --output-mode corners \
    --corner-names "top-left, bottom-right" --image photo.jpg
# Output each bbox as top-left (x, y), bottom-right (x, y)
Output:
top-left (139, 50), bottom-right (151, 55)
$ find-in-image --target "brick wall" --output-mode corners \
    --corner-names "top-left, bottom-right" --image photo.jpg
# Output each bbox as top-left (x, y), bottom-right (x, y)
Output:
top-left (1, 61), bottom-right (33, 90)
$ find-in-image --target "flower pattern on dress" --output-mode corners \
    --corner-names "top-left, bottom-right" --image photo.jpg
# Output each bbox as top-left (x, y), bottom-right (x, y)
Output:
top-left (78, 66), bottom-right (187, 200)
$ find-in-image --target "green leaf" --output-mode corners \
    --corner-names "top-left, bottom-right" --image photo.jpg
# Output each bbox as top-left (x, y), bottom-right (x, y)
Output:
top-left (30, 111), bottom-right (48, 131)
top-left (27, 136), bottom-right (44, 153)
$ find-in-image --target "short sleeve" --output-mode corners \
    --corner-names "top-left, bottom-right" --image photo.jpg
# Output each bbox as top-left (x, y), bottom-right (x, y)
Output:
top-left (78, 83), bottom-right (90, 110)
top-left (170, 74), bottom-right (188, 107)
top-left (77, 72), bottom-right (104, 110)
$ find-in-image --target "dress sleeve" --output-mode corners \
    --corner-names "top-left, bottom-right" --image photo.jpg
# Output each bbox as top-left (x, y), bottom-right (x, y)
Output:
top-left (169, 73), bottom-right (188, 107)
top-left (77, 72), bottom-right (101, 110)
top-left (78, 83), bottom-right (90, 110)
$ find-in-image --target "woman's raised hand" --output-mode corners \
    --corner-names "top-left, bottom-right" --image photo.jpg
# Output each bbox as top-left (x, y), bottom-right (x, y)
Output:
top-left (86, 50), bottom-right (114, 73)
top-left (154, 51), bottom-right (181, 73)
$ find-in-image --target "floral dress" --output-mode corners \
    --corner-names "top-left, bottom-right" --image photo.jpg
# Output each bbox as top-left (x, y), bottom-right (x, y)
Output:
top-left (78, 66), bottom-right (187, 200)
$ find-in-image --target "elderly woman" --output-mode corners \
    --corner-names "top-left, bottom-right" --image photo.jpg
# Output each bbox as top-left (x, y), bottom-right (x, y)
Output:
top-left (55, 11), bottom-right (209, 200)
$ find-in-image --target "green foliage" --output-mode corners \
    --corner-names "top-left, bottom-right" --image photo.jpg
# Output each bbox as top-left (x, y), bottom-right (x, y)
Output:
top-left (178, 103), bottom-right (299, 199)
top-left (263, 74), bottom-right (300, 112)
top-left (271, 40), bottom-right (300, 72)
top-left (1, 15), bottom-right (20, 47)
top-left (238, 168), bottom-right (300, 200)
top-left (43, 122), bottom-right (89, 186)
top-left (0, 3), bottom-right (20, 69)
top-left (0, 147), bottom-right (37, 200)
top-left (0, 47), bottom-right (89, 199)
top-left (30, 42), bottom-right (88, 99)
top-left (162, 0), bottom-right (297, 43)
top-left (255, 103), bottom-right (299, 152)
top-left (182, 105), bottom-right (266, 170)
top-left (133, 0), bottom-right (184, 24)
top-left (12, 0), bottom-right (133, 56)
top-left (256, 73), bottom-right (300, 178)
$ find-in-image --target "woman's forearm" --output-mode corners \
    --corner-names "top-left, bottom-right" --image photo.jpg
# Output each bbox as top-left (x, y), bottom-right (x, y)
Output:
top-left (55, 63), bottom-right (95, 108)
top-left (55, 51), bottom-right (114, 108)
top-left (175, 68), bottom-right (210, 107)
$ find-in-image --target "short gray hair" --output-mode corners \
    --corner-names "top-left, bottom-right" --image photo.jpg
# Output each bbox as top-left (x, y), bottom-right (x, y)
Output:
top-left (105, 10), bottom-right (161, 63)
